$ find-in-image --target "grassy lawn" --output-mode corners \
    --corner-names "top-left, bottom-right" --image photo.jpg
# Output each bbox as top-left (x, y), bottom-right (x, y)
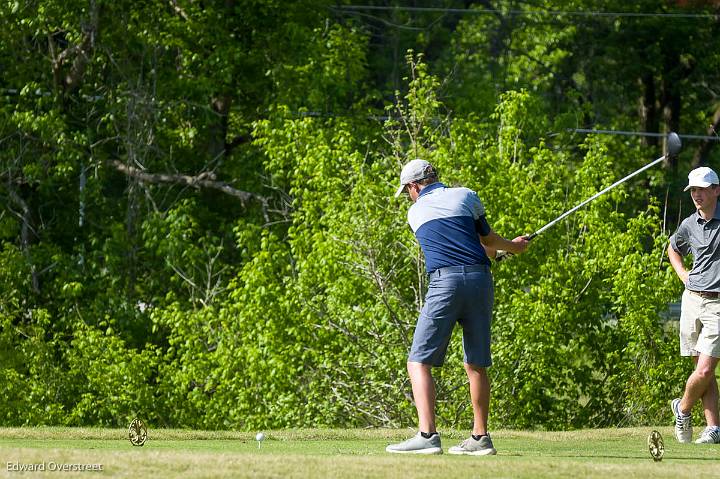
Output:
top-left (0, 427), bottom-right (718, 478)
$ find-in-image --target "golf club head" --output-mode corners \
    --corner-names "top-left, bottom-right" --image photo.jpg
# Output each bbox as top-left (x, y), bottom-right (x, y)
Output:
top-left (667, 132), bottom-right (681, 157)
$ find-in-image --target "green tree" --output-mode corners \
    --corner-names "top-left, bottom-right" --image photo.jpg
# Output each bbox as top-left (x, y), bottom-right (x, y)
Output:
top-left (0, 1), bottom-right (710, 430)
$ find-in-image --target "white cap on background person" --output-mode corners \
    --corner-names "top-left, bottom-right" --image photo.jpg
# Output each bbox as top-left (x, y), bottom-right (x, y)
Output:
top-left (394, 159), bottom-right (435, 197)
top-left (684, 166), bottom-right (719, 191)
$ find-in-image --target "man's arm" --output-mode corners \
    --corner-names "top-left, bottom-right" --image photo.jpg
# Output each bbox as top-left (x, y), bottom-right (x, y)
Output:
top-left (479, 230), bottom-right (529, 255)
top-left (667, 242), bottom-right (689, 285)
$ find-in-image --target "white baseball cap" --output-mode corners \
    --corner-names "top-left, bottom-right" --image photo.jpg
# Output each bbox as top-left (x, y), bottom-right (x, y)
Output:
top-left (684, 166), bottom-right (719, 191)
top-left (394, 159), bottom-right (435, 197)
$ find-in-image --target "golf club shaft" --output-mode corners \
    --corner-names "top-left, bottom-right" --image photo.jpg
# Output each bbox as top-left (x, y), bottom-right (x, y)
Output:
top-left (495, 152), bottom-right (668, 261)
top-left (531, 153), bottom-right (667, 237)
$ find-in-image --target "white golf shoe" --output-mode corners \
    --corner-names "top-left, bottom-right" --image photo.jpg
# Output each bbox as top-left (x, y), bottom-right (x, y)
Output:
top-left (385, 432), bottom-right (443, 454)
top-left (695, 426), bottom-right (720, 444)
top-left (448, 435), bottom-right (497, 455)
top-left (671, 398), bottom-right (693, 443)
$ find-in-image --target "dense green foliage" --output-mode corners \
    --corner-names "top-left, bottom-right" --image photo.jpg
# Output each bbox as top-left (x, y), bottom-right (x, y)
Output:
top-left (1, 1), bottom-right (719, 430)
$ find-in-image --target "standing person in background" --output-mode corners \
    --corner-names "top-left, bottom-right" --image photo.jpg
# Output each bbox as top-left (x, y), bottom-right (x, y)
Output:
top-left (385, 159), bottom-right (529, 455)
top-left (667, 166), bottom-right (720, 444)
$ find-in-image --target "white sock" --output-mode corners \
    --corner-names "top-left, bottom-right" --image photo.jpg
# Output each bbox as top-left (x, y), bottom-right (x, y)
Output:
top-left (676, 403), bottom-right (691, 417)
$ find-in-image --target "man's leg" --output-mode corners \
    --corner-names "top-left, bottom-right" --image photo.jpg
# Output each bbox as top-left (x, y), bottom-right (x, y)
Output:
top-left (407, 361), bottom-right (436, 433)
top-left (464, 363), bottom-right (490, 436)
top-left (680, 354), bottom-right (720, 417)
top-left (447, 362), bottom-right (496, 455)
top-left (689, 356), bottom-right (720, 427)
top-left (702, 373), bottom-right (719, 426)
top-left (385, 361), bottom-right (442, 454)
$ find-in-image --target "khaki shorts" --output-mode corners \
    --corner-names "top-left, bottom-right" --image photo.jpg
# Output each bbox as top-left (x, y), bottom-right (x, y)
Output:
top-left (680, 289), bottom-right (720, 358)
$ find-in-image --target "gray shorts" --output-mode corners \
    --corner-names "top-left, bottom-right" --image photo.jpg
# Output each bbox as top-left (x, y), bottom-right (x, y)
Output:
top-left (408, 265), bottom-right (494, 367)
top-left (680, 289), bottom-right (720, 358)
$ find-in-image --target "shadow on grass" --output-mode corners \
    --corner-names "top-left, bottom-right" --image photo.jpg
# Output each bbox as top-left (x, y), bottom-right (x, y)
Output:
top-left (502, 452), bottom-right (719, 462)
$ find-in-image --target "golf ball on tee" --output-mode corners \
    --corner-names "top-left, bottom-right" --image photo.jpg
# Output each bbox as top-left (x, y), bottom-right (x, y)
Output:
top-left (256, 432), bottom-right (265, 442)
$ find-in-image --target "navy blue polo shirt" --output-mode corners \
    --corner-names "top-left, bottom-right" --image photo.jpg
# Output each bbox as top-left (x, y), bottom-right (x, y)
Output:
top-left (407, 182), bottom-right (491, 272)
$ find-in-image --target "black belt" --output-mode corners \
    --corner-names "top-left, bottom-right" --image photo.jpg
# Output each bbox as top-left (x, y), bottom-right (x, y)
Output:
top-left (689, 290), bottom-right (720, 299)
top-left (429, 264), bottom-right (490, 279)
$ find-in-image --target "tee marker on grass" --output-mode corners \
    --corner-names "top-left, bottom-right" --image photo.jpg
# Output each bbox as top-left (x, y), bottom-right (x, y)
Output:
top-left (128, 418), bottom-right (148, 447)
top-left (647, 430), bottom-right (664, 461)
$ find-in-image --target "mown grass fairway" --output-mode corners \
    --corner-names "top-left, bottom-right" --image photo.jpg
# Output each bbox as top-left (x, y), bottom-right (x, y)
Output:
top-left (0, 427), bottom-right (718, 478)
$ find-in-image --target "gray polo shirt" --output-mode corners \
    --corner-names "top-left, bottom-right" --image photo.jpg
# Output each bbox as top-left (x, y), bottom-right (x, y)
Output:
top-left (670, 201), bottom-right (720, 292)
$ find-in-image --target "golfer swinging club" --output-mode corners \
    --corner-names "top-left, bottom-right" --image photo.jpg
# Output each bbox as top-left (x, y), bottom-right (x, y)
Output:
top-left (386, 159), bottom-right (529, 455)
top-left (668, 166), bottom-right (720, 444)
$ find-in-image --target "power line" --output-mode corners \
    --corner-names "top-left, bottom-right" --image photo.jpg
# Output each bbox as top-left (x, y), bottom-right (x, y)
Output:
top-left (290, 111), bottom-right (720, 141)
top-left (570, 129), bottom-right (720, 141)
top-left (6, 87), bottom-right (716, 141)
top-left (333, 5), bottom-right (719, 19)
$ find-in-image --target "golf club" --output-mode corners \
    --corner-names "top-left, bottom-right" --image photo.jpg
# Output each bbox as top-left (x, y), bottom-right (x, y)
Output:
top-left (495, 132), bottom-right (682, 261)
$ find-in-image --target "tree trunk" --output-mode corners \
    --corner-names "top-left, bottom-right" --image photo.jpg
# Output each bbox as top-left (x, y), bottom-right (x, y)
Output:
top-left (639, 73), bottom-right (658, 148)
top-left (8, 185), bottom-right (39, 293)
top-left (692, 104), bottom-right (720, 168)
top-left (661, 76), bottom-right (681, 171)
top-left (209, 95), bottom-right (231, 161)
